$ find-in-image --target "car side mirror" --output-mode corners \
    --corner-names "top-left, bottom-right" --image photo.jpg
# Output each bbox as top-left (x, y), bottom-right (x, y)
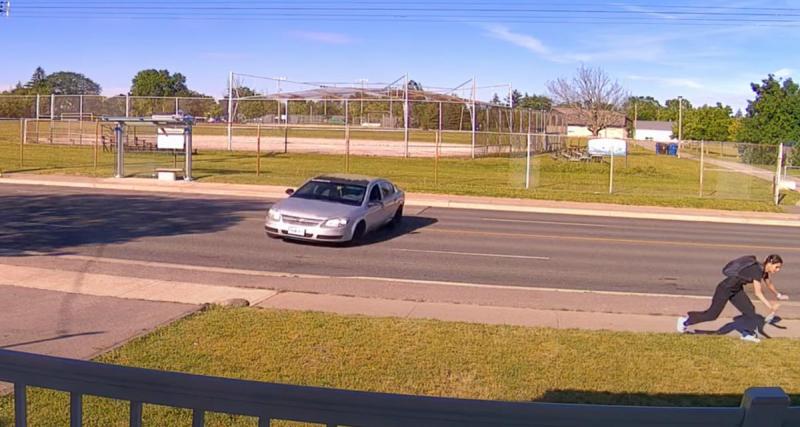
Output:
top-left (285, 188), bottom-right (295, 196)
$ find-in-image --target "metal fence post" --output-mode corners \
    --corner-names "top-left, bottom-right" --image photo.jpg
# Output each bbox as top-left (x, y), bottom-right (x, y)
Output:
top-left (774, 143), bottom-right (784, 205)
top-left (345, 99), bottom-right (350, 172)
top-left (20, 118), bottom-right (25, 168)
top-left (257, 124), bottom-right (261, 177)
top-left (50, 94), bottom-right (55, 120)
top-left (436, 101), bottom-right (441, 187)
top-left (79, 94), bottom-right (84, 144)
top-left (609, 147), bottom-right (615, 194)
top-left (404, 73), bottom-right (409, 158)
top-left (227, 71), bottom-right (234, 151)
top-left (94, 120), bottom-right (99, 171)
top-left (699, 140), bottom-right (704, 197)
top-left (125, 94), bottom-right (130, 117)
top-left (470, 78), bottom-right (476, 159)
top-left (740, 387), bottom-right (789, 427)
top-left (526, 132), bottom-right (531, 189)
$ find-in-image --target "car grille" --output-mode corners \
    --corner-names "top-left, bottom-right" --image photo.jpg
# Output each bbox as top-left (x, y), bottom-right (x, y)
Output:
top-left (282, 215), bottom-right (323, 227)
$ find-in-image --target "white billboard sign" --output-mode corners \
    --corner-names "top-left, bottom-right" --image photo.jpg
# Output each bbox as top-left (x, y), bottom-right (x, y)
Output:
top-left (587, 138), bottom-right (627, 156)
top-left (157, 128), bottom-right (185, 150)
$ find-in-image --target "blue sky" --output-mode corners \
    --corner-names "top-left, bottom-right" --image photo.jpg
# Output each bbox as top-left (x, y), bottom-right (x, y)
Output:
top-left (2, 0), bottom-right (799, 111)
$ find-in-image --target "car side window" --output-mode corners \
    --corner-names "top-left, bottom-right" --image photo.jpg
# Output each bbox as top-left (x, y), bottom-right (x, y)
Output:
top-left (379, 182), bottom-right (394, 198)
top-left (369, 185), bottom-right (382, 202)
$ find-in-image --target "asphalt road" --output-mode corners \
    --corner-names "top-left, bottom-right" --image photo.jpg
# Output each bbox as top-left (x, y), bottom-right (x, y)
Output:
top-left (2, 183), bottom-right (799, 298)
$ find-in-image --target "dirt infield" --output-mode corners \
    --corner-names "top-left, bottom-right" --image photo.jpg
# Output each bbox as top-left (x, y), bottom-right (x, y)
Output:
top-left (191, 134), bottom-right (476, 157)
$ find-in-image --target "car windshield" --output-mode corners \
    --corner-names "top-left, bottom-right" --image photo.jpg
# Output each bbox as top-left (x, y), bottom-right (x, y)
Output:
top-left (292, 180), bottom-right (367, 206)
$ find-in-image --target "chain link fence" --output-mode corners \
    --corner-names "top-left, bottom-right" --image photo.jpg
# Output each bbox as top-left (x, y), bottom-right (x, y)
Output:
top-left (1, 95), bottom-right (797, 209)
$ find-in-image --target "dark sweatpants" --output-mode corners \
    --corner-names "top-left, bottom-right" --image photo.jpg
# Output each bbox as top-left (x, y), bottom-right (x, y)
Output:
top-left (685, 277), bottom-right (758, 335)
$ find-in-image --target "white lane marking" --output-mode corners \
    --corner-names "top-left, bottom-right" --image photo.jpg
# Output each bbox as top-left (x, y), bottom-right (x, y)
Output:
top-left (20, 252), bottom-right (328, 280)
top-left (4, 222), bottom-right (79, 229)
top-left (393, 248), bottom-right (550, 260)
top-left (480, 218), bottom-right (612, 228)
top-left (6, 252), bottom-right (734, 302)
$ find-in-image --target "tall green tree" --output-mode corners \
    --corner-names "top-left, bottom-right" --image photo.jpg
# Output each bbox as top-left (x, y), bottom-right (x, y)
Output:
top-left (45, 71), bottom-right (102, 95)
top-left (517, 93), bottom-right (552, 110)
top-left (26, 67), bottom-right (50, 93)
top-left (504, 89), bottom-right (523, 107)
top-left (738, 75), bottom-right (800, 145)
top-left (662, 98), bottom-right (693, 122)
top-left (626, 96), bottom-right (663, 121)
top-left (130, 69), bottom-right (190, 96)
top-left (681, 103), bottom-right (733, 141)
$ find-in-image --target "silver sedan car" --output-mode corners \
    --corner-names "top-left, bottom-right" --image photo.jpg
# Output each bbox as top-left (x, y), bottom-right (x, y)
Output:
top-left (264, 174), bottom-right (405, 244)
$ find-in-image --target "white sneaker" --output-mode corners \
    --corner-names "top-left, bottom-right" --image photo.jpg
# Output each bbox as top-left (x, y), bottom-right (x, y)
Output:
top-left (740, 334), bottom-right (761, 343)
top-left (676, 316), bottom-right (688, 333)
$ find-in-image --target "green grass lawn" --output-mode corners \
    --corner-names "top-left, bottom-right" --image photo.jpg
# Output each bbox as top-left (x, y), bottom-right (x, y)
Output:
top-left (0, 307), bottom-right (797, 426)
top-left (1, 120), bottom-right (797, 212)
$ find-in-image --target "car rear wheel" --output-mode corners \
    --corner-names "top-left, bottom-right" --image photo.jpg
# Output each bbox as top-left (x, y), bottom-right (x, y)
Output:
top-left (389, 204), bottom-right (403, 227)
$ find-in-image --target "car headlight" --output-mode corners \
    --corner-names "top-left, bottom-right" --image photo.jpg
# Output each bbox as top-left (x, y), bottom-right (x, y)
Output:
top-left (268, 209), bottom-right (282, 222)
top-left (322, 218), bottom-right (348, 228)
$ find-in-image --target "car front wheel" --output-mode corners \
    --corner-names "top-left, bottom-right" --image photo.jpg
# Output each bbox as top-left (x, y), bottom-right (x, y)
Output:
top-left (348, 221), bottom-right (366, 246)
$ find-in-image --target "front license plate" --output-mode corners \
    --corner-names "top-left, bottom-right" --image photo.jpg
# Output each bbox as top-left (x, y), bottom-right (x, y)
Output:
top-left (288, 226), bottom-right (305, 236)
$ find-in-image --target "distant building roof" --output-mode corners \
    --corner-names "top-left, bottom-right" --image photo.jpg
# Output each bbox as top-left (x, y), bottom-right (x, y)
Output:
top-left (552, 107), bottom-right (627, 128)
top-left (636, 120), bottom-right (673, 132)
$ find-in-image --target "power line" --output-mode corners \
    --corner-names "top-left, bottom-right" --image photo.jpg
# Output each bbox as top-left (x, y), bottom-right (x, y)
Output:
top-left (7, 12), bottom-right (800, 25)
top-left (7, 1), bottom-right (800, 26)
top-left (11, 5), bottom-right (800, 17)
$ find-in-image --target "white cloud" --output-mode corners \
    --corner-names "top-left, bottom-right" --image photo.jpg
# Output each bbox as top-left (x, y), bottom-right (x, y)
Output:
top-left (774, 68), bottom-right (793, 78)
top-left (484, 25), bottom-right (551, 55)
top-left (626, 75), bottom-right (704, 89)
top-left (289, 31), bottom-right (355, 45)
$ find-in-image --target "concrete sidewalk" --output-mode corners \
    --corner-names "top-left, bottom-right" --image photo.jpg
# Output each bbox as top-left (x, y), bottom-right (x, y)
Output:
top-left (2, 173), bottom-right (800, 227)
top-left (2, 263), bottom-right (798, 339)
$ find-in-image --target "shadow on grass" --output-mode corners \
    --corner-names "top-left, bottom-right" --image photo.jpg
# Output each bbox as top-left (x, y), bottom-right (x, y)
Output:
top-left (693, 314), bottom-right (787, 340)
top-left (0, 192), bottom-right (263, 256)
top-left (538, 389), bottom-right (800, 407)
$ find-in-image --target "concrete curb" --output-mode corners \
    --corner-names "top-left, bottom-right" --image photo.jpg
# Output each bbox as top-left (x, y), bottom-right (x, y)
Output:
top-left (3, 174), bottom-right (800, 227)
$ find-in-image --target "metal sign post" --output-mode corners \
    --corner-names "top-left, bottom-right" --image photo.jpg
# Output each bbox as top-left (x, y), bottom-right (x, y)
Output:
top-left (115, 123), bottom-right (124, 178)
top-left (184, 125), bottom-right (193, 182)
